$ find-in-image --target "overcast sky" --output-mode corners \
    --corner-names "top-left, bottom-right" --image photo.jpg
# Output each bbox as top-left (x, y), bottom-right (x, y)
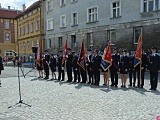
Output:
top-left (0, 0), bottom-right (37, 10)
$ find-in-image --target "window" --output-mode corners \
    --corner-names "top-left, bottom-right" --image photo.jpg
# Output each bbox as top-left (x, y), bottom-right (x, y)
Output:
top-left (60, 0), bottom-right (66, 7)
top-left (87, 33), bottom-right (93, 49)
top-left (27, 41), bottom-right (30, 49)
top-left (133, 27), bottom-right (142, 44)
top-left (47, 18), bottom-right (54, 30)
top-left (26, 24), bottom-right (29, 34)
top-left (87, 7), bottom-right (98, 23)
top-left (47, 39), bottom-right (51, 49)
top-left (32, 40), bottom-right (35, 47)
top-left (71, 35), bottom-right (76, 48)
top-left (5, 51), bottom-right (12, 56)
top-left (5, 21), bottom-right (9, 29)
top-left (71, 12), bottom-right (78, 26)
top-left (30, 23), bottom-right (34, 33)
top-left (5, 33), bottom-right (10, 40)
top-left (47, 0), bottom-right (53, 11)
top-left (23, 25), bottom-right (25, 35)
top-left (111, 1), bottom-right (121, 18)
top-left (107, 30), bottom-right (116, 45)
top-left (58, 37), bottom-right (62, 48)
top-left (60, 15), bottom-right (66, 27)
top-left (142, 0), bottom-right (159, 12)
top-left (36, 20), bottom-right (40, 30)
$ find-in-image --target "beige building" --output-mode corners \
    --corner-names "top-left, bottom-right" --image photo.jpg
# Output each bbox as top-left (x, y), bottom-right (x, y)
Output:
top-left (16, 1), bottom-right (45, 62)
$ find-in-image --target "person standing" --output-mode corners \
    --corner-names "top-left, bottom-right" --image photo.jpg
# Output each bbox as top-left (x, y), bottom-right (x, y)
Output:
top-left (66, 48), bottom-right (73, 82)
top-left (128, 49), bottom-right (136, 87)
top-left (57, 51), bottom-right (64, 81)
top-left (72, 51), bottom-right (81, 83)
top-left (135, 51), bottom-right (147, 88)
top-left (49, 54), bottom-right (57, 80)
top-left (119, 49), bottom-right (129, 88)
top-left (0, 50), bottom-right (4, 87)
top-left (86, 49), bottom-right (93, 84)
top-left (43, 50), bottom-right (50, 79)
top-left (148, 47), bottom-right (160, 90)
top-left (92, 49), bottom-right (102, 86)
top-left (110, 48), bottom-right (120, 87)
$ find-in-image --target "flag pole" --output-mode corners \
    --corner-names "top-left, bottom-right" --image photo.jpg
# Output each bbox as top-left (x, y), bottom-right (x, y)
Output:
top-left (139, 61), bottom-right (142, 87)
top-left (82, 32), bottom-right (88, 83)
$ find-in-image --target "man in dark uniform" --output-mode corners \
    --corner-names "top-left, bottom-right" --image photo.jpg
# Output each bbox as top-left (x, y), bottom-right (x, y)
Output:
top-left (92, 49), bottom-right (102, 86)
top-left (148, 47), bottom-right (160, 90)
top-left (128, 49), bottom-right (136, 87)
top-left (135, 51), bottom-right (147, 88)
top-left (0, 49), bottom-right (4, 87)
top-left (57, 51), bottom-right (64, 81)
top-left (110, 48), bottom-right (120, 87)
top-left (86, 49), bottom-right (93, 84)
top-left (66, 48), bottom-right (73, 82)
top-left (72, 51), bottom-right (81, 83)
top-left (43, 50), bottom-right (50, 79)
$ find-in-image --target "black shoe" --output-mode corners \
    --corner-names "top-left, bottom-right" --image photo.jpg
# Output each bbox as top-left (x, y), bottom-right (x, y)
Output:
top-left (133, 84), bottom-right (135, 87)
top-left (103, 84), bottom-right (106, 86)
top-left (149, 88), bottom-right (153, 90)
top-left (44, 77), bottom-right (49, 80)
top-left (110, 84), bottom-right (114, 87)
top-left (121, 85), bottom-right (123, 88)
top-left (115, 85), bottom-right (118, 87)
top-left (123, 85), bottom-right (126, 88)
top-left (128, 84), bottom-right (132, 87)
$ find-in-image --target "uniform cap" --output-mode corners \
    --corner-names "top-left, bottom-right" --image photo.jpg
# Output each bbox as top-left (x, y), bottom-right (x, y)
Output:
top-left (67, 48), bottom-right (71, 50)
top-left (151, 47), bottom-right (157, 50)
top-left (113, 47), bottom-right (117, 51)
top-left (44, 50), bottom-right (48, 52)
top-left (122, 49), bottom-right (127, 52)
top-left (94, 49), bottom-right (99, 53)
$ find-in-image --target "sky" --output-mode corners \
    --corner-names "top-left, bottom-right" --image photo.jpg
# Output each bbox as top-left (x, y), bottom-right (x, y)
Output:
top-left (0, 0), bottom-right (37, 10)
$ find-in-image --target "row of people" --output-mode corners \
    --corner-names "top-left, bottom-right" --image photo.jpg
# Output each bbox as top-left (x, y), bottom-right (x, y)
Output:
top-left (36, 47), bottom-right (160, 91)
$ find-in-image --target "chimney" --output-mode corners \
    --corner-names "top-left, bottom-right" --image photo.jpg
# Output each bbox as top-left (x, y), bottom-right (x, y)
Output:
top-left (8, 6), bottom-right (10, 9)
top-left (22, 4), bottom-right (26, 11)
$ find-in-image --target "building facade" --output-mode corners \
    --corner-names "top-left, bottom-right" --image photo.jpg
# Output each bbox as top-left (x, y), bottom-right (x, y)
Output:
top-left (0, 7), bottom-right (22, 59)
top-left (45, 0), bottom-right (160, 53)
top-left (16, 1), bottom-right (45, 62)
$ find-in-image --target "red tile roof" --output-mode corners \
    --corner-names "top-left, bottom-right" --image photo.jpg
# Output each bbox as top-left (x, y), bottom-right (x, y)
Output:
top-left (0, 9), bottom-right (22, 19)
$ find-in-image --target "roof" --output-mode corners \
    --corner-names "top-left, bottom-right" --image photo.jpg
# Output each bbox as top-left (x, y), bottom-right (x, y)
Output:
top-left (17, 0), bottom-right (42, 18)
top-left (0, 9), bottom-right (22, 19)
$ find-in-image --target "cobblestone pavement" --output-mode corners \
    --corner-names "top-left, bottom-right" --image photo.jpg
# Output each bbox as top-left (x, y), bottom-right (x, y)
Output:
top-left (0, 67), bottom-right (160, 120)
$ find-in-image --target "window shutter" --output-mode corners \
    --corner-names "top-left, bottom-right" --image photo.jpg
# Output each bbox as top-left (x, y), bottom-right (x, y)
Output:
top-left (60, 0), bottom-right (62, 7)
top-left (87, 9), bottom-right (89, 22)
top-left (140, 0), bottom-right (144, 13)
top-left (110, 2), bottom-right (113, 18)
top-left (158, 0), bottom-right (160, 10)
top-left (119, 0), bottom-right (122, 16)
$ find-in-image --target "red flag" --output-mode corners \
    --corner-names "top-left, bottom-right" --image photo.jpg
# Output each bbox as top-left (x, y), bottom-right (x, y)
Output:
top-left (36, 42), bottom-right (41, 66)
top-left (134, 34), bottom-right (142, 68)
top-left (77, 40), bottom-right (85, 70)
top-left (62, 40), bottom-right (68, 64)
top-left (100, 41), bottom-right (112, 71)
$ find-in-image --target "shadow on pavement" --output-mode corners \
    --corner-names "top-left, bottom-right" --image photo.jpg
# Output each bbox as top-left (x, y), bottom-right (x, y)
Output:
top-left (100, 88), bottom-right (112, 93)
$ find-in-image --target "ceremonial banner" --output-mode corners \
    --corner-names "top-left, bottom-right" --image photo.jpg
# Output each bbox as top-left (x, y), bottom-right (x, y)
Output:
top-left (134, 35), bottom-right (142, 68)
top-left (77, 40), bottom-right (85, 70)
top-left (100, 41), bottom-right (112, 71)
top-left (62, 40), bottom-right (68, 64)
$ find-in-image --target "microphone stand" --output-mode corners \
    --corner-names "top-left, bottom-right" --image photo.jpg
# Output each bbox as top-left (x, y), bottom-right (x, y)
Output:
top-left (8, 43), bottom-right (31, 108)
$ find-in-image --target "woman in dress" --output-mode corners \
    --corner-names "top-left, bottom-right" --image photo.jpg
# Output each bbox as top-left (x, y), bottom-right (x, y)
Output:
top-left (119, 49), bottom-right (129, 88)
top-left (49, 54), bottom-right (57, 80)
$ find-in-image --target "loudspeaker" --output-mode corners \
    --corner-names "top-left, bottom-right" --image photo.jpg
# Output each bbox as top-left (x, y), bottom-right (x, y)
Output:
top-left (32, 47), bottom-right (38, 53)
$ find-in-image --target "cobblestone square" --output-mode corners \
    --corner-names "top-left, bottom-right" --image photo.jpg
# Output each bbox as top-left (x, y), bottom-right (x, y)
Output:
top-left (0, 67), bottom-right (160, 120)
